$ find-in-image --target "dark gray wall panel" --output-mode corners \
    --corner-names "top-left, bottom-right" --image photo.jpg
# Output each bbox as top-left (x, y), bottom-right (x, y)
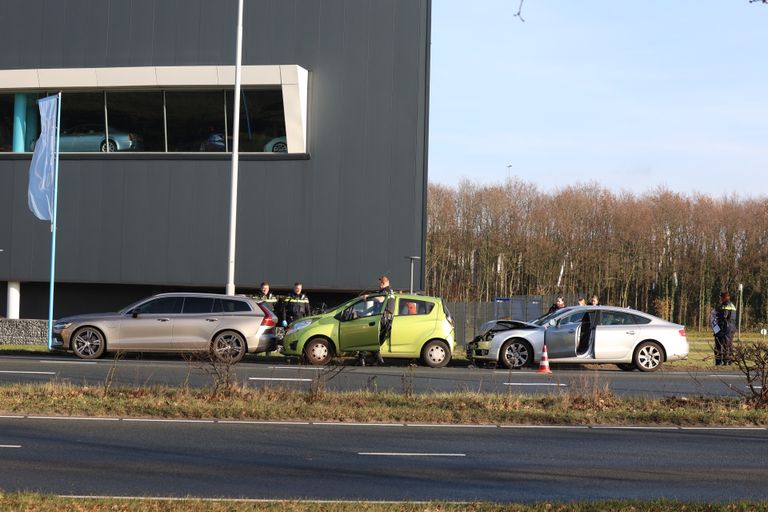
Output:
top-left (0, 0), bottom-right (430, 294)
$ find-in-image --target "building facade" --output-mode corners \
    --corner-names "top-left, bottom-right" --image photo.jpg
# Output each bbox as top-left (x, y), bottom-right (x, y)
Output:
top-left (0, 0), bottom-right (431, 318)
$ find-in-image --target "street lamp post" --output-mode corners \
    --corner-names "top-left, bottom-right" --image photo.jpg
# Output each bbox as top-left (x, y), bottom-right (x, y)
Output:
top-left (738, 283), bottom-right (743, 341)
top-left (405, 256), bottom-right (421, 294)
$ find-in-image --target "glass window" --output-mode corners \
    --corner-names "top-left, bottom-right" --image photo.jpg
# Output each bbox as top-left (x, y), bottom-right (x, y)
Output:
top-left (134, 297), bottom-right (184, 314)
top-left (398, 299), bottom-right (434, 316)
top-left (226, 89), bottom-right (286, 152)
top-left (182, 297), bottom-right (214, 314)
top-left (559, 312), bottom-right (587, 325)
top-left (59, 92), bottom-right (107, 152)
top-left (0, 94), bottom-right (12, 152)
top-left (343, 296), bottom-right (385, 320)
top-left (214, 298), bottom-right (252, 313)
top-left (165, 91), bottom-right (226, 152)
top-left (106, 92), bottom-right (164, 152)
top-left (599, 311), bottom-right (637, 326)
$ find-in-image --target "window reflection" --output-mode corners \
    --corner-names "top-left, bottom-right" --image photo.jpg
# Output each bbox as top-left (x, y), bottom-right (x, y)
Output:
top-left (107, 92), bottom-right (162, 151)
top-left (165, 91), bottom-right (226, 152)
top-left (226, 89), bottom-right (286, 152)
top-left (59, 92), bottom-right (108, 152)
top-left (0, 94), bottom-right (12, 152)
top-left (0, 88), bottom-right (290, 154)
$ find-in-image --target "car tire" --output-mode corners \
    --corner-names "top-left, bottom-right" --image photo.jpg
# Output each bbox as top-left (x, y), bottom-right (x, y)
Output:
top-left (100, 139), bottom-right (117, 152)
top-left (270, 141), bottom-right (287, 152)
top-left (421, 339), bottom-right (451, 368)
top-left (303, 337), bottom-right (333, 365)
top-left (617, 363), bottom-right (637, 371)
top-left (210, 330), bottom-right (247, 364)
top-left (71, 327), bottom-right (106, 359)
top-left (633, 341), bottom-right (663, 372)
top-left (498, 338), bottom-right (533, 369)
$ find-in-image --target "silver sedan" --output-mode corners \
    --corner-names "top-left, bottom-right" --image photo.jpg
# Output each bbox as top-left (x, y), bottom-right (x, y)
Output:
top-left (466, 306), bottom-right (689, 372)
top-left (52, 293), bottom-right (277, 363)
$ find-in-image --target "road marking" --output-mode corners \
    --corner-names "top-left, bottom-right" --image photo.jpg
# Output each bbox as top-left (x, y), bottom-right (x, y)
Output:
top-left (706, 374), bottom-right (743, 378)
top-left (122, 418), bottom-right (215, 424)
top-left (0, 444), bottom-right (21, 448)
top-left (0, 371), bottom-right (56, 375)
top-left (249, 377), bottom-right (313, 382)
top-left (313, 422), bottom-right (404, 427)
top-left (405, 423), bottom-right (497, 428)
top-left (358, 452), bottom-right (465, 457)
top-left (60, 496), bottom-right (473, 504)
top-left (504, 382), bottom-right (567, 387)
top-left (267, 366), bottom-right (325, 370)
top-left (39, 360), bottom-right (97, 365)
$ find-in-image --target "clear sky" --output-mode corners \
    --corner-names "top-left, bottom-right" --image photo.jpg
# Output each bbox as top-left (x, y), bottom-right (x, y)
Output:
top-left (429, 1), bottom-right (768, 198)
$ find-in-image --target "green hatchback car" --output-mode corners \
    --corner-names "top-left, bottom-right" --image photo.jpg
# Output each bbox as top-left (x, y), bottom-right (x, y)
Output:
top-left (281, 293), bottom-right (455, 367)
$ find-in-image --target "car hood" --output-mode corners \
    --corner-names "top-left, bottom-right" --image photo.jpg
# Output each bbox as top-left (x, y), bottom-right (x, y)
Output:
top-left (55, 312), bottom-right (123, 323)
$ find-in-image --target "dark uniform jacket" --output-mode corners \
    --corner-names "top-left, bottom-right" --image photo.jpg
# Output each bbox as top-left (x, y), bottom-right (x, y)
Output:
top-left (716, 301), bottom-right (737, 336)
top-left (282, 292), bottom-right (311, 324)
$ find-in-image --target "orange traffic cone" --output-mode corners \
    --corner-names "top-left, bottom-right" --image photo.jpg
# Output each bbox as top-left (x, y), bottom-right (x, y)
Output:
top-left (537, 343), bottom-right (552, 374)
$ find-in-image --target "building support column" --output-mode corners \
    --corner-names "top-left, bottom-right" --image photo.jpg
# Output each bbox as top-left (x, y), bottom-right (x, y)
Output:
top-left (13, 93), bottom-right (28, 152)
top-left (7, 281), bottom-right (20, 319)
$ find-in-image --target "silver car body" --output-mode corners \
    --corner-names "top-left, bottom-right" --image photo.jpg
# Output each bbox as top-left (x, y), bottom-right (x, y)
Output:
top-left (52, 293), bottom-right (277, 359)
top-left (467, 306), bottom-right (688, 371)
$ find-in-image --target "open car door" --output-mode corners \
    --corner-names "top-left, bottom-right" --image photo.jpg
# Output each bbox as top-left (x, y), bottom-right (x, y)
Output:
top-left (543, 314), bottom-right (580, 359)
top-left (337, 296), bottom-right (384, 353)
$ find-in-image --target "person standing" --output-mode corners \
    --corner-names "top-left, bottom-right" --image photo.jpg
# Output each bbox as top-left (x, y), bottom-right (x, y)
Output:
top-left (589, 295), bottom-right (600, 306)
top-left (282, 282), bottom-right (311, 326)
top-left (547, 296), bottom-right (565, 314)
top-left (252, 281), bottom-right (277, 306)
top-left (715, 292), bottom-right (737, 366)
top-left (577, 297), bottom-right (587, 306)
top-left (357, 276), bottom-right (396, 366)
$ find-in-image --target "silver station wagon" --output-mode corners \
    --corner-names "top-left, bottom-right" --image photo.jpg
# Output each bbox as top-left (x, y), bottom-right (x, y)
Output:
top-left (52, 293), bottom-right (277, 362)
top-left (466, 306), bottom-right (689, 372)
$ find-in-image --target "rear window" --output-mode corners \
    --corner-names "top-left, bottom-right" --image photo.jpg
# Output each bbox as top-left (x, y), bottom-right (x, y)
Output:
top-left (398, 299), bottom-right (435, 316)
top-left (182, 297), bottom-right (214, 314)
top-left (213, 298), bottom-right (252, 313)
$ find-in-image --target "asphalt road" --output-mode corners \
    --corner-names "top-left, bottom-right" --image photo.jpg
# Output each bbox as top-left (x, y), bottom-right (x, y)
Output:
top-left (1, 417), bottom-right (766, 502)
top-left (0, 353), bottom-right (750, 398)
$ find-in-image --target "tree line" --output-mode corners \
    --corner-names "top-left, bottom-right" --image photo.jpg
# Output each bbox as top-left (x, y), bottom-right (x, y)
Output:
top-left (425, 180), bottom-right (768, 330)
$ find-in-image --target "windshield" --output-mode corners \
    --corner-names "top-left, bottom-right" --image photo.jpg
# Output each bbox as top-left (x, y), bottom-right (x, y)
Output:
top-left (531, 306), bottom-right (578, 326)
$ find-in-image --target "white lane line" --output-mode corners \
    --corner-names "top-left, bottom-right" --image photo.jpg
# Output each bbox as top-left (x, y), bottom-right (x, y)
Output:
top-left (122, 418), bottom-right (215, 424)
top-left (39, 360), bottom-right (97, 365)
top-left (504, 382), bottom-right (567, 387)
top-left (0, 444), bottom-right (22, 448)
top-left (499, 425), bottom-right (590, 429)
top-left (0, 371), bottom-right (56, 375)
top-left (405, 423), bottom-right (496, 428)
top-left (359, 452), bottom-right (465, 457)
top-left (61, 496), bottom-right (473, 504)
top-left (249, 377), bottom-right (312, 382)
top-left (27, 416), bottom-right (120, 421)
top-left (219, 420), bottom-right (310, 425)
top-left (706, 374), bottom-right (743, 378)
top-left (267, 366), bottom-right (324, 370)
top-left (313, 422), bottom-right (404, 427)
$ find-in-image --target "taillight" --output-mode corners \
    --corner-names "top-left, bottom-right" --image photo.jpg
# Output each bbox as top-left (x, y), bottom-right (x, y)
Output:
top-left (257, 303), bottom-right (276, 327)
top-left (678, 329), bottom-right (687, 337)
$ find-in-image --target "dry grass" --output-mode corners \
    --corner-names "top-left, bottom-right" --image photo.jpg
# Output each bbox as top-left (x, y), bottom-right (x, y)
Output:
top-left (0, 381), bottom-right (766, 426)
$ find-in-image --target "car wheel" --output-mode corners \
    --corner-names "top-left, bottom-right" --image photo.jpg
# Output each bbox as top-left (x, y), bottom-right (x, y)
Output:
top-left (617, 363), bottom-right (637, 371)
top-left (100, 139), bottom-right (117, 152)
top-left (210, 330), bottom-right (246, 363)
top-left (303, 337), bottom-right (333, 365)
top-left (633, 341), bottom-right (663, 372)
top-left (71, 327), bottom-right (106, 359)
top-left (421, 339), bottom-right (451, 368)
top-left (270, 141), bottom-right (287, 152)
top-left (499, 339), bottom-right (532, 369)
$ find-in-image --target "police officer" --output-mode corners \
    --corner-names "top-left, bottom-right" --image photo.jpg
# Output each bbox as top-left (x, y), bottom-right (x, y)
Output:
top-left (252, 281), bottom-right (277, 306)
top-left (715, 291), bottom-right (737, 366)
top-left (357, 276), bottom-right (396, 366)
top-left (282, 282), bottom-right (311, 326)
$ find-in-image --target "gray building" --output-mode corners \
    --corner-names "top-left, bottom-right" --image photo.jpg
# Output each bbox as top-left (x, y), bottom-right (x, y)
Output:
top-left (0, 0), bottom-right (431, 318)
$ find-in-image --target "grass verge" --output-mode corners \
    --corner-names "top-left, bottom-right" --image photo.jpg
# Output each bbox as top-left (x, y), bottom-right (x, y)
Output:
top-left (1, 494), bottom-right (768, 511)
top-left (1, 381), bottom-right (766, 426)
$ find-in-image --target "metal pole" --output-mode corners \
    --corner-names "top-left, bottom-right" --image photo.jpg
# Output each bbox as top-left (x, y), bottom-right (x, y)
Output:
top-left (47, 92), bottom-right (62, 349)
top-left (406, 256), bottom-right (421, 294)
top-left (226, 0), bottom-right (244, 296)
top-left (738, 283), bottom-right (743, 341)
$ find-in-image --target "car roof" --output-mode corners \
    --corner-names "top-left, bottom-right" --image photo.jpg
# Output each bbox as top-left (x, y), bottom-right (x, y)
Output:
top-left (148, 292), bottom-right (255, 301)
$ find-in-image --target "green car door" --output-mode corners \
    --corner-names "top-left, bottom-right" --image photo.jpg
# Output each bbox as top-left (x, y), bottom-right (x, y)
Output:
top-left (337, 296), bottom-right (385, 352)
top-left (387, 298), bottom-right (438, 354)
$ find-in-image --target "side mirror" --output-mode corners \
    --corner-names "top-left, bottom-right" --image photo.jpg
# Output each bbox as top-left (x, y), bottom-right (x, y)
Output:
top-left (131, 310), bottom-right (139, 318)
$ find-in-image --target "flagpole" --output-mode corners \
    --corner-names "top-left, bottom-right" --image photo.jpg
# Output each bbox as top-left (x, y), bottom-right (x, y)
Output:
top-left (226, 0), bottom-right (244, 296)
top-left (47, 92), bottom-right (61, 349)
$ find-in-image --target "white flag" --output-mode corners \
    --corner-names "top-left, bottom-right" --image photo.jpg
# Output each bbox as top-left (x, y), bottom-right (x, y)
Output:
top-left (28, 95), bottom-right (59, 221)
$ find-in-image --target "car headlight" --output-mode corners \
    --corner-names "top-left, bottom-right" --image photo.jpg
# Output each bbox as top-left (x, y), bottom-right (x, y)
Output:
top-left (285, 318), bottom-right (316, 336)
top-left (53, 322), bottom-right (72, 331)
